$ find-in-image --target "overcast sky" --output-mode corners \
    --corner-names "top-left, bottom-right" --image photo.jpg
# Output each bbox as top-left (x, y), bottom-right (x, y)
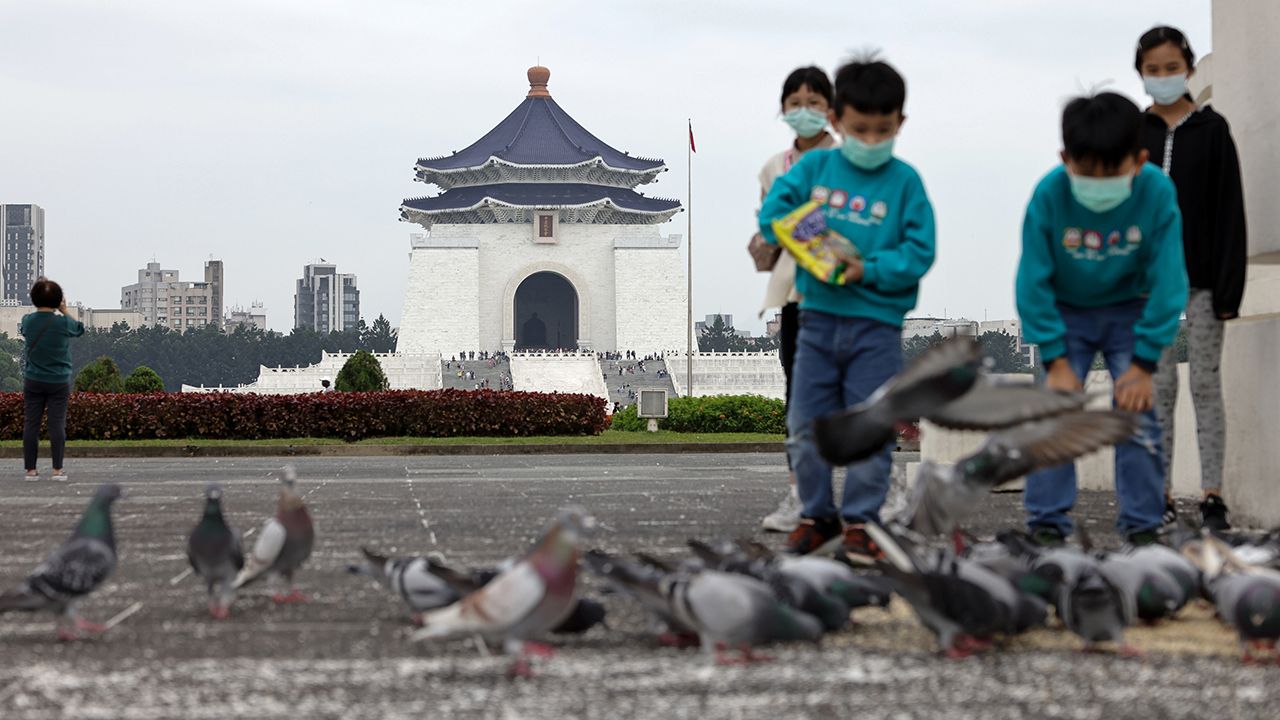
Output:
top-left (0, 0), bottom-right (1211, 335)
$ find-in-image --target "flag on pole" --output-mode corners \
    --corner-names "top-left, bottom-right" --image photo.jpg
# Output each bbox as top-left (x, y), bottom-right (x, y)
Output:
top-left (688, 120), bottom-right (696, 153)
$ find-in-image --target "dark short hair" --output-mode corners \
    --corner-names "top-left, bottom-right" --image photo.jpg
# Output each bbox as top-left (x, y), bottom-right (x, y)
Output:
top-left (833, 58), bottom-right (906, 116)
top-left (30, 278), bottom-right (62, 308)
top-left (1135, 26), bottom-right (1195, 73)
top-left (780, 66), bottom-right (833, 107)
top-left (1061, 92), bottom-right (1143, 169)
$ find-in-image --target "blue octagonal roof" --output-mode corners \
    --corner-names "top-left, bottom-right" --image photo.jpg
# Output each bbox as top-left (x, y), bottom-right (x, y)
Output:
top-left (417, 69), bottom-right (665, 173)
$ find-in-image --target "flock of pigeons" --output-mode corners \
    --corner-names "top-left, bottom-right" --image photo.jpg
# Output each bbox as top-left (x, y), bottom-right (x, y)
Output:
top-left (2, 338), bottom-right (1280, 676)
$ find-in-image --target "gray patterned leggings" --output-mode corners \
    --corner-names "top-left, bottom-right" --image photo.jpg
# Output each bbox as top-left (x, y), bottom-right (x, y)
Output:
top-left (1154, 289), bottom-right (1225, 491)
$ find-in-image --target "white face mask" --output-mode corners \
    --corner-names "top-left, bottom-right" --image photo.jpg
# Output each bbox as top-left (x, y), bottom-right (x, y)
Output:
top-left (1144, 73), bottom-right (1187, 105)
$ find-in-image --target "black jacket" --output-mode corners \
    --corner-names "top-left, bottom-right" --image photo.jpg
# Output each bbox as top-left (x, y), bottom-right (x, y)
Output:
top-left (1141, 106), bottom-right (1247, 318)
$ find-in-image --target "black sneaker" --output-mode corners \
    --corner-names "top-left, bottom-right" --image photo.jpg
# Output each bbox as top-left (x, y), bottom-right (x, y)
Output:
top-left (1201, 494), bottom-right (1232, 532)
top-left (1029, 526), bottom-right (1066, 547)
top-left (1126, 530), bottom-right (1160, 547)
top-left (784, 517), bottom-right (842, 555)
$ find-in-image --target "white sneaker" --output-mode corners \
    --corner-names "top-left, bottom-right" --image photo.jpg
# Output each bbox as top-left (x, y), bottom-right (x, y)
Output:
top-left (761, 486), bottom-right (802, 533)
top-left (23, 473), bottom-right (39, 482)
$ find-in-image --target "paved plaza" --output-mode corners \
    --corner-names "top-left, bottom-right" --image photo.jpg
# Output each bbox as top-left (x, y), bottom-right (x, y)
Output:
top-left (0, 453), bottom-right (1274, 719)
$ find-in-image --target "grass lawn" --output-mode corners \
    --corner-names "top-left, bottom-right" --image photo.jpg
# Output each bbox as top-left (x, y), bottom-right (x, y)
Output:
top-left (0, 429), bottom-right (784, 448)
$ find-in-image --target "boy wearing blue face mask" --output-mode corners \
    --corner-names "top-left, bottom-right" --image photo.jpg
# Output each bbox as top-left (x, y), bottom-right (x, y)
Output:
top-left (759, 57), bottom-right (936, 562)
top-left (1016, 91), bottom-right (1188, 546)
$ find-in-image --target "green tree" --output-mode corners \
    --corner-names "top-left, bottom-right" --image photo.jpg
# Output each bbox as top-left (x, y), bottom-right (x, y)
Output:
top-left (123, 365), bottom-right (165, 393)
top-left (75, 356), bottom-right (124, 393)
top-left (698, 315), bottom-right (749, 353)
top-left (362, 314), bottom-right (398, 353)
top-left (335, 349), bottom-right (388, 392)
top-left (978, 330), bottom-right (1031, 373)
top-left (902, 331), bottom-right (946, 363)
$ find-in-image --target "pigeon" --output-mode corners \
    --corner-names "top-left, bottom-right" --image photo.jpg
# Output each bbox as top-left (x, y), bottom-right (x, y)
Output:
top-left (813, 337), bottom-right (1088, 466)
top-left (0, 483), bottom-right (123, 640)
top-left (1098, 551), bottom-right (1184, 622)
top-left (863, 522), bottom-right (1045, 657)
top-left (1008, 539), bottom-right (1133, 653)
top-left (735, 539), bottom-right (893, 610)
top-left (349, 549), bottom-right (607, 635)
top-left (347, 549), bottom-right (461, 625)
top-left (900, 410), bottom-right (1138, 535)
top-left (186, 483), bottom-right (244, 619)
top-left (687, 538), bottom-right (850, 631)
top-left (585, 549), bottom-right (822, 662)
top-left (232, 466), bottom-right (314, 603)
top-left (409, 507), bottom-right (594, 677)
top-left (1182, 536), bottom-right (1280, 664)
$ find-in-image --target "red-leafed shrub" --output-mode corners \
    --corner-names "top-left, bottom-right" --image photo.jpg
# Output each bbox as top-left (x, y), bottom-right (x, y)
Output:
top-left (0, 390), bottom-right (607, 441)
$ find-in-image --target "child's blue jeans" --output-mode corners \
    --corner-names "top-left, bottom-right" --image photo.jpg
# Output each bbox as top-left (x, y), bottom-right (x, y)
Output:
top-left (786, 310), bottom-right (902, 524)
top-left (1024, 299), bottom-right (1166, 537)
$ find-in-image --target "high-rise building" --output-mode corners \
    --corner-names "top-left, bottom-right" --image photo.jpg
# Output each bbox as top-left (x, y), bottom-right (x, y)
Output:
top-left (121, 260), bottom-right (224, 331)
top-left (0, 204), bottom-right (46, 303)
top-left (294, 263), bottom-right (359, 333)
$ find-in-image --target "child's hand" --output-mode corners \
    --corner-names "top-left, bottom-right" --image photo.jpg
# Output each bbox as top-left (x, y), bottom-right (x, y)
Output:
top-left (1045, 358), bottom-right (1083, 393)
top-left (57, 300), bottom-right (67, 315)
top-left (839, 257), bottom-right (864, 284)
top-left (1114, 364), bottom-right (1154, 413)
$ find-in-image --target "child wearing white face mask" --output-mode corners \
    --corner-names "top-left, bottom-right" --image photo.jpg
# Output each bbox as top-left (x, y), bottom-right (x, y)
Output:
top-left (1135, 25), bottom-right (1247, 532)
top-left (752, 66), bottom-right (837, 535)
top-left (1017, 91), bottom-right (1189, 548)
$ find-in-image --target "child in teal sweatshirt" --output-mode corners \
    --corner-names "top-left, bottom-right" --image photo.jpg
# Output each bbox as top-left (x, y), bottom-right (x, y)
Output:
top-left (759, 57), bottom-right (935, 562)
top-left (1016, 92), bottom-right (1188, 545)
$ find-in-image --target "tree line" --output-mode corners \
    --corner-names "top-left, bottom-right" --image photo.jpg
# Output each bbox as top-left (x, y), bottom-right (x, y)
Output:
top-left (66, 315), bottom-right (397, 391)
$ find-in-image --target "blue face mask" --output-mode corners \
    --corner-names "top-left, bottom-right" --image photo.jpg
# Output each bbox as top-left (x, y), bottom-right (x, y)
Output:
top-left (783, 107), bottom-right (828, 139)
top-left (1143, 73), bottom-right (1188, 105)
top-left (840, 136), bottom-right (895, 170)
top-left (1068, 172), bottom-right (1134, 213)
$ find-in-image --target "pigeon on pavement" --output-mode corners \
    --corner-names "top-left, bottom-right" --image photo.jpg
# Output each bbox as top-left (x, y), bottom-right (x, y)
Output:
top-left (347, 549), bottom-right (461, 625)
top-left (409, 507), bottom-right (594, 677)
top-left (863, 522), bottom-right (1044, 657)
top-left (351, 549), bottom-right (607, 635)
top-left (0, 483), bottom-right (123, 640)
top-left (232, 466), bottom-right (315, 603)
top-left (585, 549), bottom-right (822, 663)
top-left (186, 483), bottom-right (244, 619)
top-left (1183, 535), bottom-right (1280, 664)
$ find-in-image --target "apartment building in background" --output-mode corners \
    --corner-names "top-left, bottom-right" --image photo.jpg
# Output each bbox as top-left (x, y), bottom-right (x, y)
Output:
top-left (121, 260), bottom-right (224, 331)
top-left (294, 263), bottom-right (358, 333)
top-left (0, 204), bottom-right (45, 303)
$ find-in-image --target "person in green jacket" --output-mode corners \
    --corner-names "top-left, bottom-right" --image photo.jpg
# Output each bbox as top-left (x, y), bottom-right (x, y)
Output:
top-left (20, 278), bottom-right (84, 481)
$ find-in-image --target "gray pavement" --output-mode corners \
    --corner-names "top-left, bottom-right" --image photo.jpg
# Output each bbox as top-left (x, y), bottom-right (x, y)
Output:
top-left (0, 454), bottom-right (1274, 720)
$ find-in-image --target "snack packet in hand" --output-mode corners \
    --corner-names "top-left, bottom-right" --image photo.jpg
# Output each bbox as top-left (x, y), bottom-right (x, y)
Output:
top-left (770, 200), bottom-right (862, 285)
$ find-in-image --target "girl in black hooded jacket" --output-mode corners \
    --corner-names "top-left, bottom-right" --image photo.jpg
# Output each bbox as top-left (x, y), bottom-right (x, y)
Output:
top-left (1136, 26), bottom-right (1247, 532)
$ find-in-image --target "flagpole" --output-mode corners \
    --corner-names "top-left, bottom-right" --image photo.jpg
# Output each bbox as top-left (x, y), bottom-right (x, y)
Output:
top-left (686, 118), bottom-right (694, 398)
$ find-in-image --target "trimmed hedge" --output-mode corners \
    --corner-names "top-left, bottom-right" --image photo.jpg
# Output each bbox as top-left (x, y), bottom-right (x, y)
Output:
top-left (611, 395), bottom-right (785, 434)
top-left (0, 389), bottom-right (607, 441)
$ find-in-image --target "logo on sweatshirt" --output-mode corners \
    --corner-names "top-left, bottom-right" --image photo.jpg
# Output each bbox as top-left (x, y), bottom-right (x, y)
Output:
top-left (828, 189), bottom-right (848, 209)
top-left (871, 201), bottom-right (888, 219)
top-left (1063, 228), bottom-right (1082, 250)
top-left (811, 186), bottom-right (831, 204)
top-left (1064, 225), bottom-right (1144, 261)
top-left (850, 196), bottom-right (867, 212)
